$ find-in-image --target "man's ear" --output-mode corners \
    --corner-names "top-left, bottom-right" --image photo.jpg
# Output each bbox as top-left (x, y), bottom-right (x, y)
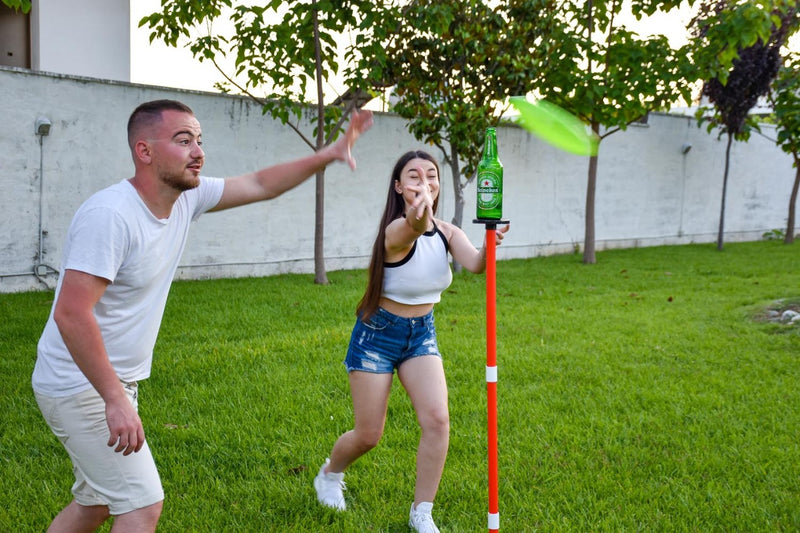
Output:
top-left (134, 140), bottom-right (152, 164)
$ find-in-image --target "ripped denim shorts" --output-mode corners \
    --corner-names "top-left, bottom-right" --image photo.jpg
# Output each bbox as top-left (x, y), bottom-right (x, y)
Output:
top-left (344, 307), bottom-right (441, 374)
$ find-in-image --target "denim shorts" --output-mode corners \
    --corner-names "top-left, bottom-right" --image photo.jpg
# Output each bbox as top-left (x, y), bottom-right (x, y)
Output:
top-left (345, 307), bottom-right (442, 374)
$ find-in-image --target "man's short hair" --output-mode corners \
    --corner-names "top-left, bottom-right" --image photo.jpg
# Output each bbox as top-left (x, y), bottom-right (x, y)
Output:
top-left (127, 99), bottom-right (194, 149)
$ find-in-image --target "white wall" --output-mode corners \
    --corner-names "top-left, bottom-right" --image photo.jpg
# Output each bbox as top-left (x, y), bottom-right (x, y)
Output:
top-left (1, 67), bottom-right (797, 293)
top-left (31, 0), bottom-right (130, 81)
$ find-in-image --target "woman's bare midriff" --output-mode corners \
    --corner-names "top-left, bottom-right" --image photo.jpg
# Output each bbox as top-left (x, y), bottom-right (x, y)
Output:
top-left (379, 297), bottom-right (434, 318)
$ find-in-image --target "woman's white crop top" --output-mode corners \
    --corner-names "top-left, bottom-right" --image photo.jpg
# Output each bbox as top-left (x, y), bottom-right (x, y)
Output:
top-left (382, 224), bottom-right (453, 305)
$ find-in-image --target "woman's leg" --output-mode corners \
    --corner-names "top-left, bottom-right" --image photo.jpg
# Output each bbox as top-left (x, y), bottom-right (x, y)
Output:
top-left (397, 356), bottom-right (449, 505)
top-left (326, 370), bottom-right (394, 473)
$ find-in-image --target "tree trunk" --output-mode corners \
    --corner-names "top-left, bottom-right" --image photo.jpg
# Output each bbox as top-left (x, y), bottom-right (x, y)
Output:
top-left (785, 155), bottom-right (799, 245)
top-left (449, 143), bottom-right (464, 273)
top-left (583, 3), bottom-right (596, 265)
top-left (312, 1), bottom-right (328, 284)
top-left (314, 170), bottom-right (328, 284)
top-left (583, 153), bottom-right (598, 264)
top-left (717, 133), bottom-right (733, 251)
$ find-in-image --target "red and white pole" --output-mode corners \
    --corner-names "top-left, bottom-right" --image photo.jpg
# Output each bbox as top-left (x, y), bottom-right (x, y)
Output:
top-left (485, 222), bottom-right (499, 533)
top-left (475, 218), bottom-right (507, 532)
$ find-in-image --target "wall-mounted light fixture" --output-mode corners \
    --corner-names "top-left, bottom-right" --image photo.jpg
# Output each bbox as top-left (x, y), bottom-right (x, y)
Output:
top-left (35, 117), bottom-right (51, 136)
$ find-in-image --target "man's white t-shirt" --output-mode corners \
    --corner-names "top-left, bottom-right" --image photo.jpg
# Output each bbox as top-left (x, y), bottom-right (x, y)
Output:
top-left (32, 177), bottom-right (225, 397)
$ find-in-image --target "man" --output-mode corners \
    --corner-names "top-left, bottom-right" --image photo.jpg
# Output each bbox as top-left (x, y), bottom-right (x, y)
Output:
top-left (31, 99), bottom-right (373, 532)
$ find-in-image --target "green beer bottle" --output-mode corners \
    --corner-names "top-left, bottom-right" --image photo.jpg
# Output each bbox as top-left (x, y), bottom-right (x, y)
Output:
top-left (476, 127), bottom-right (503, 220)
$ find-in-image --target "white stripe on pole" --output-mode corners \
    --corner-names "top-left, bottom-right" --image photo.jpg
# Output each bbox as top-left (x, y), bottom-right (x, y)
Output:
top-left (488, 512), bottom-right (500, 530)
top-left (486, 365), bottom-right (497, 383)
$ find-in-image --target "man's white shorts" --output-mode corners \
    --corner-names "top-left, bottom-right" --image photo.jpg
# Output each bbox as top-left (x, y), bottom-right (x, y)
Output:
top-left (35, 381), bottom-right (164, 515)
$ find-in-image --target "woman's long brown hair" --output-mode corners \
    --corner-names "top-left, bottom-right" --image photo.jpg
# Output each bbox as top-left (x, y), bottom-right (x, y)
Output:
top-left (356, 150), bottom-right (441, 320)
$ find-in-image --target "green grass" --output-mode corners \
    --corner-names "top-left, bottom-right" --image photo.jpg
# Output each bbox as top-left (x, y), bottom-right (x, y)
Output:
top-left (1, 241), bottom-right (799, 532)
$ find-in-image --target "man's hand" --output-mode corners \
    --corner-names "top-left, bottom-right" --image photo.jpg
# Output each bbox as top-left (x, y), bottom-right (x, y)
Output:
top-left (55, 269), bottom-right (145, 455)
top-left (336, 109), bottom-right (374, 170)
top-left (106, 395), bottom-right (145, 455)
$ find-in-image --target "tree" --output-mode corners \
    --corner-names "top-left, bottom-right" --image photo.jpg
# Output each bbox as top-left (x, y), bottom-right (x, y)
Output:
top-left (537, 0), bottom-right (697, 264)
top-left (141, 0), bottom-right (383, 284)
top-left (1, 0), bottom-right (29, 12)
top-left (770, 54), bottom-right (800, 244)
top-left (690, 0), bottom-right (798, 250)
top-left (357, 0), bottom-right (698, 265)
top-left (351, 0), bottom-right (557, 259)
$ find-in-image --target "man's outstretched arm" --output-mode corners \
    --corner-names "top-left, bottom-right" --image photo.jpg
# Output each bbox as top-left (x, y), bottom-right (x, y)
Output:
top-left (212, 109), bottom-right (373, 212)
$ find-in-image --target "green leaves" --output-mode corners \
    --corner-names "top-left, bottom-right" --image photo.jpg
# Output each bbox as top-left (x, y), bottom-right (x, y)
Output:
top-left (140, 0), bottom-right (232, 47)
top-left (537, 0), bottom-right (696, 136)
top-left (0, 0), bottom-right (30, 13)
top-left (363, 0), bottom-right (560, 182)
top-left (691, 0), bottom-right (797, 86)
top-left (141, 0), bottom-right (380, 146)
top-left (692, 0), bottom-right (798, 138)
top-left (771, 55), bottom-right (800, 159)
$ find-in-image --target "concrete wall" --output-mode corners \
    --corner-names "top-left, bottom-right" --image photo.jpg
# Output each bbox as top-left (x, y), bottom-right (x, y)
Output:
top-left (1, 66), bottom-right (797, 293)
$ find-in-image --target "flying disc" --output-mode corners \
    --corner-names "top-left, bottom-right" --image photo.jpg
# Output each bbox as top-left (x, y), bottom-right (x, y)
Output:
top-left (509, 96), bottom-right (599, 156)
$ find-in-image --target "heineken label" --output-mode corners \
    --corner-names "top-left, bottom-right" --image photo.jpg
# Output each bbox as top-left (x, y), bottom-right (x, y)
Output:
top-left (477, 172), bottom-right (502, 209)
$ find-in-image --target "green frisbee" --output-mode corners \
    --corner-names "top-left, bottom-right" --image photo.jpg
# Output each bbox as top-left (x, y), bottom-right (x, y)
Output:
top-left (509, 96), bottom-right (599, 156)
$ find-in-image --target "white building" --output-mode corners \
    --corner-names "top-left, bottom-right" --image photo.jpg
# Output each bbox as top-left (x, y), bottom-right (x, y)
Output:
top-left (0, 0), bottom-right (130, 81)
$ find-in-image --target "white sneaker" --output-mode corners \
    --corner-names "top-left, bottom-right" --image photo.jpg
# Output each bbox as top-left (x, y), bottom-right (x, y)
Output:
top-left (314, 459), bottom-right (346, 511)
top-left (409, 501), bottom-right (440, 533)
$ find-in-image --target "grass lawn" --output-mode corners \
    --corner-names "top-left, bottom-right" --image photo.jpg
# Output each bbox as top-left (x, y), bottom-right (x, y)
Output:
top-left (1, 241), bottom-right (799, 532)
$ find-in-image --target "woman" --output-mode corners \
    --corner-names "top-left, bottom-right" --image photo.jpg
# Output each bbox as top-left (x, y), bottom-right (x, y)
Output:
top-left (314, 150), bottom-right (508, 532)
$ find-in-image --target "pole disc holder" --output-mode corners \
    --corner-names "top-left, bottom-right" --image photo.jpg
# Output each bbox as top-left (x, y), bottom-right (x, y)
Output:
top-left (473, 218), bottom-right (509, 532)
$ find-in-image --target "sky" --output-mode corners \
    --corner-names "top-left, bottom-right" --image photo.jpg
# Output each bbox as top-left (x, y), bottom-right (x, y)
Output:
top-left (130, 0), bottom-right (234, 93)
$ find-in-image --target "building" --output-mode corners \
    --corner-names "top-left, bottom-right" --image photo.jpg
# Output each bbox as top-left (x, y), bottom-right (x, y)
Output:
top-left (0, 0), bottom-right (130, 82)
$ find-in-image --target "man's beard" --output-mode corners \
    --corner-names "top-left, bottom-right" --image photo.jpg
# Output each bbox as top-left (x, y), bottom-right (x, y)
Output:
top-left (159, 168), bottom-right (200, 192)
